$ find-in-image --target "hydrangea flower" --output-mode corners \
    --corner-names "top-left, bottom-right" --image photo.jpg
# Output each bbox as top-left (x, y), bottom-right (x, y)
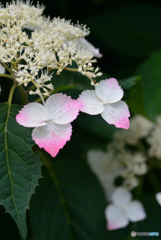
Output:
top-left (105, 187), bottom-right (146, 230)
top-left (16, 93), bottom-right (80, 157)
top-left (78, 78), bottom-right (130, 129)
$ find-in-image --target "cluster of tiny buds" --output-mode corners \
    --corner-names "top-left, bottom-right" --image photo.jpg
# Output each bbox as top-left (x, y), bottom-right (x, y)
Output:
top-left (0, 0), bottom-right (102, 97)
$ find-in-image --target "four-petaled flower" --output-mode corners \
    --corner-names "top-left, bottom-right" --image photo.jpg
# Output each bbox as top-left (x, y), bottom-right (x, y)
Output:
top-left (16, 93), bottom-right (80, 157)
top-left (78, 78), bottom-right (130, 129)
top-left (105, 187), bottom-right (146, 230)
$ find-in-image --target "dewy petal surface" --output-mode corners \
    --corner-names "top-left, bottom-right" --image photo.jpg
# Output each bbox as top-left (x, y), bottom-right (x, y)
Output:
top-left (45, 93), bottom-right (79, 124)
top-left (72, 38), bottom-right (103, 58)
top-left (105, 204), bottom-right (129, 230)
top-left (125, 201), bottom-right (146, 222)
top-left (78, 90), bottom-right (104, 115)
top-left (16, 102), bottom-right (48, 127)
top-left (95, 78), bottom-right (123, 104)
top-left (32, 121), bottom-right (72, 157)
top-left (112, 188), bottom-right (132, 208)
top-left (101, 100), bottom-right (130, 129)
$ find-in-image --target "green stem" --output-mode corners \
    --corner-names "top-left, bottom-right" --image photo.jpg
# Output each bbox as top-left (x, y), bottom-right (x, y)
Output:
top-left (64, 67), bottom-right (95, 85)
top-left (8, 81), bottom-right (17, 105)
top-left (2, 62), bottom-right (13, 74)
top-left (136, 175), bottom-right (144, 197)
top-left (64, 67), bottom-right (78, 72)
top-left (30, 79), bottom-right (45, 106)
top-left (0, 72), bottom-right (28, 104)
top-left (17, 85), bottom-right (28, 105)
top-left (35, 85), bottom-right (79, 103)
top-left (26, 84), bottom-right (36, 94)
top-left (0, 73), bottom-right (15, 81)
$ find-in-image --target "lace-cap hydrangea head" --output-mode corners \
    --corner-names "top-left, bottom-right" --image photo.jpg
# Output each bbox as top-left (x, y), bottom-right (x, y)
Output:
top-left (0, 0), bottom-right (130, 157)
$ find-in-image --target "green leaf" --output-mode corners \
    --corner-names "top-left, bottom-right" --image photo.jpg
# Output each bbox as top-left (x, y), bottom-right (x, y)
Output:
top-left (76, 113), bottom-right (116, 140)
top-left (136, 50), bottom-right (161, 120)
top-left (52, 69), bottom-right (110, 92)
top-left (118, 76), bottom-right (140, 90)
top-left (126, 78), bottom-right (148, 117)
top-left (52, 70), bottom-right (91, 91)
top-left (118, 76), bottom-right (141, 101)
top-left (119, 76), bottom-right (148, 117)
top-left (86, 5), bottom-right (161, 56)
top-left (30, 160), bottom-right (108, 240)
top-left (0, 103), bottom-right (42, 240)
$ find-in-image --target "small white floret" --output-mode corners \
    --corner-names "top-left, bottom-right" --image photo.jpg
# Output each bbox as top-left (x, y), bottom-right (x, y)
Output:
top-left (105, 187), bottom-right (146, 230)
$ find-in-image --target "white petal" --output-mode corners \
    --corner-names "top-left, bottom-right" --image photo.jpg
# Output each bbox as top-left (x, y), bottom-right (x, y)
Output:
top-left (156, 192), bottom-right (161, 205)
top-left (0, 63), bottom-right (5, 74)
top-left (112, 187), bottom-right (132, 208)
top-left (45, 93), bottom-right (79, 124)
top-left (78, 90), bottom-right (104, 115)
top-left (95, 78), bottom-right (123, 104)
top-left (105, 204), bottom-right (129, 230)
top-left (16, 103), bottom-right (48, 127)
top-left (72, 38), bottom-right (102, 58)
top-left (101, 100), bottom-right (130, 129)
top-left (125, 200), bottom-right (146, 222)
top-left (32, 121), bottom-right (72, 157)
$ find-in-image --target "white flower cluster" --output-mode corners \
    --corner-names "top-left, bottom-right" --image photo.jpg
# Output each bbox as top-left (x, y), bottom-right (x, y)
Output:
top-left (87, 115), bottom-right (157, 230)
top-left (88, 115), bottom-right (153, 193)
top-left (87, 115), bottom-right (158, 199)
top-left (0, 0), bottom-right (102, 96)
top-left (114, 114), bottom-right (161, 161)
top-left (147, 116), bottom-right (161, 159)
top-left (87, 114), bottom-right (161, 229)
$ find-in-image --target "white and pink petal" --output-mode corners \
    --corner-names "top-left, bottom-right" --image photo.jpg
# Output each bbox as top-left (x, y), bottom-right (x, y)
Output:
top-left (78, 90), bottom-right (104, 115)
top-left (32, 121), bottom-right (72, 157)
top-left (45, 93), bottom-right (80, 124)
top-left (101, 100), bottom-right (130, 129)
top-left (95, 78), bottom-right (123, 104)
top-left (105, 204), bottom-right (129, 230)
top-left (16, 102), bottom-right (48, 127)
top-left (125, 200), bottom-right (146, 222)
